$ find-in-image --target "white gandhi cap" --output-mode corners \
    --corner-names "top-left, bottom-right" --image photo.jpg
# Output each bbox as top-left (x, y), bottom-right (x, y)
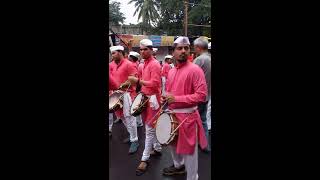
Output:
top-left (208, 42), bottom-right (211, 49)
top-left (110, 45), bottom-right (124, 53)
top-left (129, 51), bottom-right (140, 58)
top-left (152, 48), bottom-right (158, 52)
top-left (140, 39), bottom-right (153, 46)
top-left (165, 55), bottom-right (173, 59)
top-left (173, 36), bottom-right (190, 46)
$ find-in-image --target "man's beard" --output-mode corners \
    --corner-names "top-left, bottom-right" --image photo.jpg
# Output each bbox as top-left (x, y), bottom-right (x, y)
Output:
top-left (177, 59), bottom-right (187, 63)
top-left (114, 57), bottom-right (120, 63)
top-left (142, 53), bottom-right (151, 59)
top-left (142, 55), bottom-right (149, 59)
top-left (177, 53), bottom-right (188, 63)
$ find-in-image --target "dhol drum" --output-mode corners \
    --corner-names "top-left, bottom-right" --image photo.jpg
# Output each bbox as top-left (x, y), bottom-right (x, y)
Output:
top-left (130, 92), bottom-right (149, 117)
top-left (109, 91), bottom-right (123, 112)
top-left (155, 112), bottom-right (179, 145)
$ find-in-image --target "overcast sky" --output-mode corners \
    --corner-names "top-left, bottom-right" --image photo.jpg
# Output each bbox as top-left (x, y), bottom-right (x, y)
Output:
top-left (112, 0), bottom-right (141, 25)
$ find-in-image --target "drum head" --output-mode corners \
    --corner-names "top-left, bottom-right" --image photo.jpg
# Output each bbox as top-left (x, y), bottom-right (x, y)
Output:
top-left (156, 113), bottom-right (172, 144)
top-left (109, 92), bottom-right (121, 108)
top-left (130, 93), bottom-right (143, 114)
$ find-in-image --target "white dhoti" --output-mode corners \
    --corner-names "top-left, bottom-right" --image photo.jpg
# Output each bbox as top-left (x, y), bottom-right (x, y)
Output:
top-left (141, 124), bottom-right (162, 161)
top-left (141, 95), bottom-right (161, 161)
top-left (109, 113), bottom-right (113, 132)
top-left (136, 115), bottom-right (143, 126)
top-left (149, 95), bottom-right (159, 110)
top-left (206, 96), bottom-right (211, 130)
top-left (121, 92), bottom-right (138, 142)
top-left (170, 124), bottom-right (199, 180)
top-left (161, 76), bottom-right (166, 96)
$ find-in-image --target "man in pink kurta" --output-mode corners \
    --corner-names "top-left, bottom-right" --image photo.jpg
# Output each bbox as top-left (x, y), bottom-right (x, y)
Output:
top-left (138, 55), bottom-right (162, 126)
top-left (109, 45), bottom-right (140, 154)
top-left (161, 56), bottom-right (172, 80)
top-left (128, 51), bottom-right (140, 69)
top-left (128, 51), bottom-right (141, 89)
top-left (161, 37), bottom-right (208, 180)
top-left (128, 51), bottom-right (143, 127)
top-left (108, 65), bottom-right (119, 137)
top-left (161, 55), bottom-right (173, 95)
top-left (109, 74), bottom-right (119, 91)
top-left (127, 39), bottom-right (162, 176)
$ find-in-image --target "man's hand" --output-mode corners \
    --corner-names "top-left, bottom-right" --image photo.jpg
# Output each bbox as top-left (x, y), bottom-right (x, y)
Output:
top-left (161, 94), bottom-right (175, 104)
top-left (119, 81), bottom-right (130, 90)
top-left (128, 76), bottom-right (138, 84)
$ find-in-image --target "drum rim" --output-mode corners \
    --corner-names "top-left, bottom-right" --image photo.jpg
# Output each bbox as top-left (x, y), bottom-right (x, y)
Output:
top-left (156, 112), bottom-right (176, 145)
top-left (109, 92), bottom-right (123, 109)
top-left (130, 92), bottom-right (147, 115)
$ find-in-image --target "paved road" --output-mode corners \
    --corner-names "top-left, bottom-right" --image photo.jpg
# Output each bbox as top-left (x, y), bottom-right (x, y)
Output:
top-left (108, 120), bottom-right (212, 180)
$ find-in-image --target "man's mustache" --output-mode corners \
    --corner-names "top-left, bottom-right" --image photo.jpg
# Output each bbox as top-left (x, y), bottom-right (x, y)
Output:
top-left (179, 54), bottom-right (187, 59)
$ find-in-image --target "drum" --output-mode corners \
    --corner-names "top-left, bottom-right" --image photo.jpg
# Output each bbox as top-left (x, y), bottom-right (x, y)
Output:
top-left (130, 92), bottom-right (148, 117)
top-left (109, 91), bottom-right (123, 112)
top-left (155, 112), bottom-right (179, 145)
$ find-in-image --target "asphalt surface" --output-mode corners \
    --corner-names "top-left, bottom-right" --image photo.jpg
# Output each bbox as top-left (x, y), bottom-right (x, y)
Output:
top-left (108, 119), bottom-right (212, 180)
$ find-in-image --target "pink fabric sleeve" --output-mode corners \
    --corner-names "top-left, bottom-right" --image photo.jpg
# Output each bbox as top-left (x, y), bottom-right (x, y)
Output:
top-left (109, 75), bottom-right (119, 90)
top-left (127, 61), bottom-right (138, 77)
top-left (138, 64), bottom-right (143, 78)
top-left (174, 68), bottom-right (207, 107)
top-left (143, 62), bottom-right (161, 87)
top-left (163, 64), bottom-right (170, 79)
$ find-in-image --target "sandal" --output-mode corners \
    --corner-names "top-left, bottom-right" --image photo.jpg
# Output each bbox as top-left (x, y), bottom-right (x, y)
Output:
top-left (136, 161), bottom-right (148, 176)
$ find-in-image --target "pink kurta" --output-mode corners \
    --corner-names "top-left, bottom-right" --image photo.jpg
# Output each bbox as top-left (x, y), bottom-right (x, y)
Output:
top-left (109, 58), bottom-right (137, 118)
top-left (161, 63), bottom-right (171, 79)
top-left (137, 63), bottom-right (144, 79)
top-left (140, 57), bottom-right (162, 126)
top-left (109, 74), bottom-right (119, 91)
top-left (166, 61), bottom-right (208, 154)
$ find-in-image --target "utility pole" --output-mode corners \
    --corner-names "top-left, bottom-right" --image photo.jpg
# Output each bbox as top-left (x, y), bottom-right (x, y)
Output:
top-left (184, 0), bottom-right (188, 36)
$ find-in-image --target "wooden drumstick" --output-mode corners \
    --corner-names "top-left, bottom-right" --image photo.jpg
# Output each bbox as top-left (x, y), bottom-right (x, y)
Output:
top-left (152, 101), bottom-right (168, 125)
top-left (170, 113), bottom-right (193, 136)
top-left (118, 80), bottom-right (130, 90)
top-left (131, 94), bottom-right (150, 115)
top-left (114, 82), bottom-right (131, 107)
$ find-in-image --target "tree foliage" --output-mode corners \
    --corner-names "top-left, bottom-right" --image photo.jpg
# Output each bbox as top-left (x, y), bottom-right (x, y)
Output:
top-left (128, 0), bottom-right (213, 37)
top-left (155, 0), bottom-right (184, 35)
top-left (109, 1), bottom-right (126, 26)
top-left (188, 0), bottom-right (212, 37)
top-left (128, 0), bottom-right (160, 32)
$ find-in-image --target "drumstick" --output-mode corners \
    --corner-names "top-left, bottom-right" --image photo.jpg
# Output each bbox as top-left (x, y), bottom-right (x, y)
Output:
top-left (113, 82), bottom-right (131, 107)
top-left (152, 101), bottom-right (168, 125)
top-left (170, 113), bottom-right (193, 136)
top-left (137, 96), bottom-right (150, 108)
top-left (117, 80), bottom-right (130, 90)
top-left (130, 94), bottom-right (150, 115)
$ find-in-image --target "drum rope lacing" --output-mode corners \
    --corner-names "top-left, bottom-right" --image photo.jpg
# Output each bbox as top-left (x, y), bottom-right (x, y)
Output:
top-left (169, 113), bottom-right (193, 136)
top-left (111, 80), bottom-right (132, 109)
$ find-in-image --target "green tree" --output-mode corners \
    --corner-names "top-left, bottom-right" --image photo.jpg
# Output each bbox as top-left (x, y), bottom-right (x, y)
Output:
top-left (152, 0), bottom-right (212, 37)
top-left (109, 1), bottom-right (126, 26)
top-left (128, 0), bottom-right (160, 33)
top-left (188, 0), bottom-right (212, 37)
top-left (154, 0), bottom-right (184, 35)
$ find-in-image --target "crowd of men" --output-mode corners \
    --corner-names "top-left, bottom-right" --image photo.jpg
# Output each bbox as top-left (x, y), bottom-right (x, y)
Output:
top-left (108, 36), bottom-right (212, 180)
